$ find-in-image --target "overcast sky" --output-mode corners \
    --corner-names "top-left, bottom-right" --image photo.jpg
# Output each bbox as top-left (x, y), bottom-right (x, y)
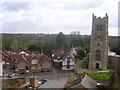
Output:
top-left (0, 0), bottom-right (119, 36)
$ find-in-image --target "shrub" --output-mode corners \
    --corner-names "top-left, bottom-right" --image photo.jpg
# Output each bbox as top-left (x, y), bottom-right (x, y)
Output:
top-left (20, 72), bottom-right (25, 75)
top-left (41, 69), bottom-right (44, 72)
top-left (15, 79), bottom-right (22, 83)
top-left (81, 61), bottom-right (88, 69)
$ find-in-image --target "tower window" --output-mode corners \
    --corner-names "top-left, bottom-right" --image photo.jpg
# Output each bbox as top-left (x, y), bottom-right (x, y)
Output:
top-left (97, 25), bottom-right (99, 30)
top-left (98, 35), bottom-right (100, 39)
top-left (96, 50), bottom-right (101, 61)
top-left (96, 25), bottom-right (102, 30)
top-left (100, 25), bottom-right (102, 30)
top-left (98, 43), bottom-right (100, 46)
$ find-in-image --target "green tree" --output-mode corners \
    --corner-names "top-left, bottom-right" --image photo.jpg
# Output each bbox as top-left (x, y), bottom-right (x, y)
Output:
top-left (28, 44), bottom-right (39, 51)
top-left (12, 40), bottom-right (19, 51)
top-left (77, 50), bottom-right (86, 59)
top-left (56, 32), bottom-right (65, 49)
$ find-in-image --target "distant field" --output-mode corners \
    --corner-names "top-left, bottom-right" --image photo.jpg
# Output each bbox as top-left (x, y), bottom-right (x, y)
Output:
top-left (87, 72), bottom-right (112, 80)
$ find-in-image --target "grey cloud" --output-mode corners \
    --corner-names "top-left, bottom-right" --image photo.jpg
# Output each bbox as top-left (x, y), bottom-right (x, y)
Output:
top-left (28, 1), bottom-right (102, 10)
top-left (2, 2), bottom-right (29, 12)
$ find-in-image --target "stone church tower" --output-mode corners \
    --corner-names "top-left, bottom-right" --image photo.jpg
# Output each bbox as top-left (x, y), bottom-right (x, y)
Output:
top-left (89, 14), bottom-right (108, 70)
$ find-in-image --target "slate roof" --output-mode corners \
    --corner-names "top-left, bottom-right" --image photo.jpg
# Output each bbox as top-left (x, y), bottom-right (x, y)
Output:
top-left (81, 75), bottom-right (97, 89)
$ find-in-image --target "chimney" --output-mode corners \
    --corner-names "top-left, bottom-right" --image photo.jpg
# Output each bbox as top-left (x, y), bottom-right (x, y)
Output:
top-left (30, 76), bottom-right (38, 88)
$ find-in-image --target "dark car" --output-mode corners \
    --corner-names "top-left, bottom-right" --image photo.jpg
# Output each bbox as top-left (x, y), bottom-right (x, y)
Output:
top-left (25, 85), bottom-right (34, 89)
top-left (8, 73), bottom-right (13, 78)
top-left (40, 79), bottom-right (48, 82)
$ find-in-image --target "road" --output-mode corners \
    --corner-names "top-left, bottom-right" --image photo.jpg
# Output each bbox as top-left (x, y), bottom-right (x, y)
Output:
top-left (2, 71), bottom-right (74, 88)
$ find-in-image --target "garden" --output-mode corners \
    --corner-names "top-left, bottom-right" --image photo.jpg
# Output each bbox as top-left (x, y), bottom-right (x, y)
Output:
top-left (87, 72), bottom-right (112, 80)
top-left (2, 78), bottom-right (26, 88)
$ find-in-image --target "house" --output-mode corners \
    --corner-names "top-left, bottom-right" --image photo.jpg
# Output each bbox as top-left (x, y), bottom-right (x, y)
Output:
top-left (29, 53), bottom-right (52, 72)
top-left (70, 47), bottom-right (77, 56)
top-left (70, 75), bottom-right (97, 89)
top-left (15, 53), bottom-right (52, 73)
top-left (19, 51), bottom-right (29, 55)
top-left (52, 49), bottom-right (64, 68)
top-left (4, 52), bottom-right (20, 69)
top-left (15, 54), bottom-right (29, 73)
top-left (53, 56), bottom-right (62, 68)
top-left (62, 56), bottom-right (74, 71)
top-left (81, 75), bottom-right (97, 88)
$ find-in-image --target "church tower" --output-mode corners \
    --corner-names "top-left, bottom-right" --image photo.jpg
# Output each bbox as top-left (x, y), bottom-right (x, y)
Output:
top-left (89, 14), bottom-right (108, 70)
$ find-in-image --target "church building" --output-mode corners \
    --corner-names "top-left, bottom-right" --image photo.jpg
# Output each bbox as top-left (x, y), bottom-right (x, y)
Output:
top-left (89, 14), bottom-right (108, 70)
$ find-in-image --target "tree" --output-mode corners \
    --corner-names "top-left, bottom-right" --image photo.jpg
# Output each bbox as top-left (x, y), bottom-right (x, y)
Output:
top-left (56, 32), bottom-right (65, 49)
top-left (77, 50), bottom-right (86, 59)
top-left (28, 44), bottom-right (39, 51)
top-left (12, 40), bottom-right (19, 51)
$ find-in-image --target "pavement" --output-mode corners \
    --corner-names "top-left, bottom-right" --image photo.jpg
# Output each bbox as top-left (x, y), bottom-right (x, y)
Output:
top-left (39, 78), bottom-right (67, 88)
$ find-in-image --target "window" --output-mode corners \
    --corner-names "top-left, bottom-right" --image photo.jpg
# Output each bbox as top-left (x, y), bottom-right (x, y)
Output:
top-left (42, 62), bottom-right (50, 68)
top-left (98, 43), bottom-right (100, 46)
top-left (31, 66), bottom-right (35, 69)
top-left (67, 60), bottom-right (70, 64)
top-left (6, 62), bottom-right (9, 65)
top-left (97, 25), bottom-right (99, 30)
top-left (18, 62), bottom-right (25, 69)
top-left (96, 25), bottom-right (102, 30)
top-left (97, 35), bottom-right (101, 40)
top-left (98, 35), bottom-right (100, 39)
top-left (38, 65), bottom-right (41, 69)
top-left (96, 50), bottom-right (101, 61)
top-left (31, 59), bottom-right (38, 64)
top-left (67, 65), bottom-right (70, 68)
top-left (100, 25), bottom-right (102, 30)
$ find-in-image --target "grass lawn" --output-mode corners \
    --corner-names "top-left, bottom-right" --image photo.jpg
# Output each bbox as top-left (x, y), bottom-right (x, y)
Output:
top-left (74, 58), bottom-right (81, 64)
top-left (87, 72), bottom-right (112, 80)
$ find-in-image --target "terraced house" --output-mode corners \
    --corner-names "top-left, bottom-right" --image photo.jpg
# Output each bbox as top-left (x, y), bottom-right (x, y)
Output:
top-left (15, 53), bottom-right (53, 73)
top-left (2, 51), bottom-right (52, 74)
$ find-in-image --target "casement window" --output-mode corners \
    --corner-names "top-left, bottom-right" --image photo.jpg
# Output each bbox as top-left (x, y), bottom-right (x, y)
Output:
top-left (38, 65), bottom-right (41, 69)
top-left (6, 62), bottom-right (9, 65)
top-left (31, 66), bottom-right (35, 69)
top-left (42, 62), bottom-right (50, 68)
top-left (31, 59), bottom-right (38, 64)
top-left (18, 62), bottom-right (25, 69)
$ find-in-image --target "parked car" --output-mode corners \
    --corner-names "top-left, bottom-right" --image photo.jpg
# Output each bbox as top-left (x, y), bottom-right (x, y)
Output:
top-left (40, 78), bottom-right (48, 84)
top-left (8, 73), bottom-right (13, 78)
top-left (40, 78), bottom-right (48, 82)
top-left (25, 85), bottom-right (33, 89)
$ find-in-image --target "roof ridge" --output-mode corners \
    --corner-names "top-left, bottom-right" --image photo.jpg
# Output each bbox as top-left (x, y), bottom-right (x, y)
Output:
top-left (22, 55), bottom-right (28, 62)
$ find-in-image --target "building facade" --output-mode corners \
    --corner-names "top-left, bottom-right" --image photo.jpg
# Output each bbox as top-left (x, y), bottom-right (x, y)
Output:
top-left (62, 56), bottom-right (74, 71)
top-left (89, 14), bottom-right (109, 70)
